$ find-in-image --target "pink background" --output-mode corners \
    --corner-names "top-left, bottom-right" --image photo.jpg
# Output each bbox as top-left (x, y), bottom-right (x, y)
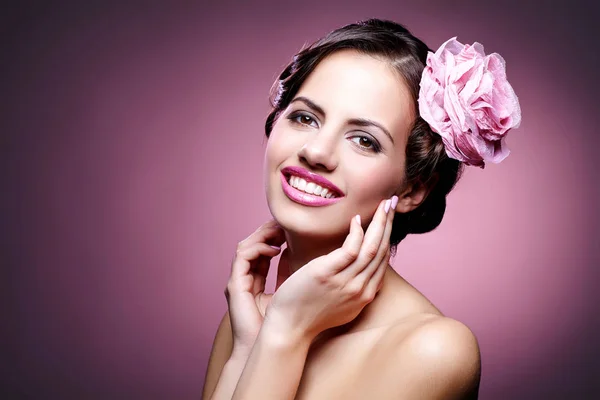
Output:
top-left (2, 0), bottom-right (599, 398)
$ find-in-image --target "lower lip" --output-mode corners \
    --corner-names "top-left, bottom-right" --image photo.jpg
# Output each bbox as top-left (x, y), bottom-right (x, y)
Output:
top-left (280, 173), bottom-right (343, 207)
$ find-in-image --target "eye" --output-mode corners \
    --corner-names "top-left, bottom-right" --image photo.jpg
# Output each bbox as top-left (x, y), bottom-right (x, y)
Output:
top-left (288, 112), bottom-right (318, 128)
top-left (350, 135), bottom-right (382, 153)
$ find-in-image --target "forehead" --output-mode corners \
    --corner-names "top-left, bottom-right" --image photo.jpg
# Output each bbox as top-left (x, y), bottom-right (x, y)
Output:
top-left (293, 49), bottom-right (415, 144)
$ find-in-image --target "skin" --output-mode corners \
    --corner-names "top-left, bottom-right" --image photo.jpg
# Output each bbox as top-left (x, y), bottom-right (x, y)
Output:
top-left (206, 50), bottom-right (481, 400)
top-left (263, 50), bottom-right (421, 275)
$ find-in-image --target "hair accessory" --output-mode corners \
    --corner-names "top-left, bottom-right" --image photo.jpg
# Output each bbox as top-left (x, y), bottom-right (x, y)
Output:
top-left (418, 37), bottom-right (521, 168)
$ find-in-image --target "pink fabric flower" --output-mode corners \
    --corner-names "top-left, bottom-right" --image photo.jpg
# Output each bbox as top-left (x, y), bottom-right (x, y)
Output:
top-left (418, 37), bottom-right (521, 168)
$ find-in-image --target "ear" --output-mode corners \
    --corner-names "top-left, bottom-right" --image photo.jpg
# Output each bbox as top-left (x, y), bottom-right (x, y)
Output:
top-left (394, 175), bottom-right (439, 213)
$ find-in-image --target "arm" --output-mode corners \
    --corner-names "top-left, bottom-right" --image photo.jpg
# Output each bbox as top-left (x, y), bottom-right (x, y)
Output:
top-left (205, 219), bottom-right (287, 399)
top-left (208, 358), bottom-right (250, 400)
top-left (231, 321), bottom-right (312, 400)
top-left (205, 313), bottom-right (311, 400)
top-left (209, 201), bottom-right (393, 399)
top-left (203, 310), bottom-right (275, 400)
top-left (203, 310), bottom-right (267, 400)
top-left (224, 200), bottom-right (394, 399)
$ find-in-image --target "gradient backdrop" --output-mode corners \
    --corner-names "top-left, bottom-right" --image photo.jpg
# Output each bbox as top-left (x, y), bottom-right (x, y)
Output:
top-left (2, 0), bottom-right (599, 398)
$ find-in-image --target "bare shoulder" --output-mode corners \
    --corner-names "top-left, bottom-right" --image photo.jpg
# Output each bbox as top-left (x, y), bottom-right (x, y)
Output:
top-left (371, 314), bottom-right (481, 399)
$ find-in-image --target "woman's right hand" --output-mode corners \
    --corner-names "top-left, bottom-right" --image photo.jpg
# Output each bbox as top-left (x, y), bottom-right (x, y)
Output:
top-left (224, 219), bottom-right (288, 360)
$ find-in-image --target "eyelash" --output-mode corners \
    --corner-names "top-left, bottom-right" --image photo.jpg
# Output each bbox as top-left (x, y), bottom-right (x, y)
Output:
top-left (287, 112), bottom-right (382, 153)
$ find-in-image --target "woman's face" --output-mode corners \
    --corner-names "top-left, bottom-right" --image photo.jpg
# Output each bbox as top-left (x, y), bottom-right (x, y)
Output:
top-left (264, 50), bottom-right (415, 240)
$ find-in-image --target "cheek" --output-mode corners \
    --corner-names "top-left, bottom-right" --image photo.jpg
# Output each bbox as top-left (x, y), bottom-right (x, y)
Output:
top-left (348, 163), bottom-right (404, 206)
top-left (263, 126), bottom-right (303, 191)
top-left (363, 141), bottom-right (406, 195)
top-left (265, 124), bottom-right (306, 165)
top-left (265, 127), bottom-right (285, 165)
top-left (353, 173), bottom-right (389, 200)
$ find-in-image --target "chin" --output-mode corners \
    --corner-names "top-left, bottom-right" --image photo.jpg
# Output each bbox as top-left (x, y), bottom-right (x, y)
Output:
top-left (270, 204), bottom-right (349, 240)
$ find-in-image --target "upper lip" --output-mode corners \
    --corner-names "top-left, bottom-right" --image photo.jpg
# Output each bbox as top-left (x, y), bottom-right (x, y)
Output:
top-left (281, 166), bottom-right (345, 197)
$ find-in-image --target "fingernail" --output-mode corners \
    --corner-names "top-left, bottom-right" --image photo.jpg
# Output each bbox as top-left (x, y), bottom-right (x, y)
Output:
top-left (355, 214), bottom-right (361, 224)
top-left (390, 195), bottom-right (398, 210)
top-left (384, 199), bottom-right (391, 213)
top-left (270, 245), bottom-right (281, 250)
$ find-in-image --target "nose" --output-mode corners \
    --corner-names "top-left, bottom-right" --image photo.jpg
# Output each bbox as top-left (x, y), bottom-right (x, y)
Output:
top-left (297, 133), bottom-right (338, 171)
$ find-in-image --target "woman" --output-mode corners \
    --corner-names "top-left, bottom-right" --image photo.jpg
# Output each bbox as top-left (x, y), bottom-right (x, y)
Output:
top-left (203, 18), bottom-right (520, 399)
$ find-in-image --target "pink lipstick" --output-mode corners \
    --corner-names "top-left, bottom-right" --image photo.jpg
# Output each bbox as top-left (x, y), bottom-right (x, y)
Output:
top-left (280, 166), bottom-right (344, 207)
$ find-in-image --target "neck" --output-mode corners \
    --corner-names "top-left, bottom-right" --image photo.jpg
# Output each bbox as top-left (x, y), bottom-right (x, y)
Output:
top-left (274, 227), bottom-right (406, 335)
top-left (281, 229), bottom-right (347, 275)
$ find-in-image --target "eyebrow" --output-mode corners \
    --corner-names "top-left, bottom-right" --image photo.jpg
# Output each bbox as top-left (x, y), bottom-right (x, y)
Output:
top-left (290, 96), bottom-right (395, 145)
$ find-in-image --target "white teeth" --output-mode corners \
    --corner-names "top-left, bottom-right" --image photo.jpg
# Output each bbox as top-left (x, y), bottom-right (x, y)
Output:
top-left (287, 175), bottom-right (338, 198)
top-left (297, 178), bottom-right (307, 191)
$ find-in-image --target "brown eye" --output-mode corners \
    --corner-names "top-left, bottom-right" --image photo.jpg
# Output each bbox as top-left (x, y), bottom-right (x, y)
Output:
top-left (299, 115), bottom-right (313, 125)
top-left (350, 136), bottom-right (373, 149)
top-left (288, 112), bottom-right (318, 128)
top-left (358, 137), bottom-right (372, 148)
top-left (349, 135), bottom-right (381, 153)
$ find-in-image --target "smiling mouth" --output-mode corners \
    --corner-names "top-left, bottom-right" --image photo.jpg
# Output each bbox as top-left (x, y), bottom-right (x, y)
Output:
top-left (279, 172), bottom-right (344, 207)
top-left (285, 174), bottom-right (341, 199)
top-left (280, 166), bottom-right (345, 198)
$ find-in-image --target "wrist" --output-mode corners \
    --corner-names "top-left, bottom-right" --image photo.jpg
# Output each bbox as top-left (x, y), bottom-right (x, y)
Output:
top-left (229, 344), bottom-right (255, 364)
top-left (223, 356), bottom-right (246, 371)
top-left (261, 315), bottom-right (314, 350)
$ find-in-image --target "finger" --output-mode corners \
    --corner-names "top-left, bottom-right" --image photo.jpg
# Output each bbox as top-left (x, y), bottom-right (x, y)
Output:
top-left (275, 247), bottom-right (291, 290)
top-left (237, 221), bottom-right (285, 251)
top-left (262, 224), bottom-right (287, 247)
top-left (323, 214), bottom-right (364, 274)
top-left (342, 198), bottom-right (390, 277)
top-left (355, 195), bottom-right (397, 282)
top-left (253, 255), bottom-right (271, 293)
top-left (363, 249), bottom-right (391, 300)
top-left (250, 219), bottom-right (279, 237)
top-left (231, 243), bottom-right (282, 278)
top-left (362, 248), bottom-right (391, 302)
top-left (247, 224), bottom-right (285, 248)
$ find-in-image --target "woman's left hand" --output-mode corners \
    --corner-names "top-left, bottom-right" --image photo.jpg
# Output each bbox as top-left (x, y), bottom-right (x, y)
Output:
top-left (265, 196), bottom-right (397, 342)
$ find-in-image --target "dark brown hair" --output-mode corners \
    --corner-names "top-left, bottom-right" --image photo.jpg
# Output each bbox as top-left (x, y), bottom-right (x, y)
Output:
top-left (265, 18), bottom-right (464, 255)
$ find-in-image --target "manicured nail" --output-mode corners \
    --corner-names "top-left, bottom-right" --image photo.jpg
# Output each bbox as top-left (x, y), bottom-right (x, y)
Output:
top-left (384, 199), bottom-right (391, 213)
top-left (390, 195), bottom-right (398, 210)
top-left (355, 214), bottom-right (361, 224)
